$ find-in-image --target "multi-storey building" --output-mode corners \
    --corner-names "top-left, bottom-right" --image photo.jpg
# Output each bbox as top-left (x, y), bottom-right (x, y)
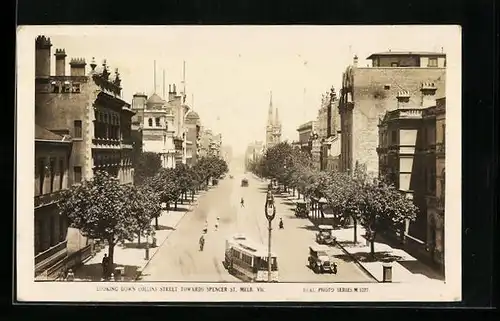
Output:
top-left (265, 91), bottom-right (281, 150)
top-left (34, 125), bottom-right (73, 278)
top-left (296, 121), bottom-right (316, 156)
top-left (317, 87), bottom-right (341, 172)
top-left (184, 109), bottom-right (201, 166)
top-left (339, 51), bottom-right (446, 176)
top-left (377, 95), bottom-right (446, 270)
top-left (34, 35), bottom-right (135, 277)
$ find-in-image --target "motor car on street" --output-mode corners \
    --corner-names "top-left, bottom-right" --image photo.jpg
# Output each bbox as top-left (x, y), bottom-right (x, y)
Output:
top-left (308, 244), bottom-right (337, 274)
top-left (241, 178), bottom-right (249, 187)
top-left (316, 225), bottom-right (336, 245)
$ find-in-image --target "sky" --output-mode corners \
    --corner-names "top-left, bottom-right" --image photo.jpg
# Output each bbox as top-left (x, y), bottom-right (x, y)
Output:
top-left (29, 26), bottom-right (458, 156)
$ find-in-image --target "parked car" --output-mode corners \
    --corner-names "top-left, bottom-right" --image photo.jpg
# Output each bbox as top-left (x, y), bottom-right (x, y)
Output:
top-left (308, 245), bottom-right (337, 274)
top-left (316, 225), bottom-right (336, 245)
top-left (241, 178), bottom-right (249, 187)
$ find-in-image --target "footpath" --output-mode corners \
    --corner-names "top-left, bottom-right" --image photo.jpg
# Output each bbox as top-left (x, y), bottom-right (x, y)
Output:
top-left (277, 189), bottom-right (445, 285)
top-left (68, 188), bottom-right (211, 281)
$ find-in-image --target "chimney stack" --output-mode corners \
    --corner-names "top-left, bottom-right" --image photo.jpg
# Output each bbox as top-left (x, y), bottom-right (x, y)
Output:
top-left (168, 83), bottom-right (176, 101)
top-left (35, 35), bottom-right (52, 78)
top-left (69, 58), bottom-right (87, 76)
top-left (54, 49), bottom-right (67, 76)
top-left (396, 90), bottom-right (411, 109)
top-left (420, 82), bottom-right (437, 108)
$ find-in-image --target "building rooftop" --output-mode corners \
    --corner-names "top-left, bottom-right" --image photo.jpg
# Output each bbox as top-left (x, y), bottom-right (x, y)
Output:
top-left (146, 93), bottom-right (165, 106)
top-left (35, 124), bottom-right (71, 142)
top-left (367, 51), bottom-right (446, 59)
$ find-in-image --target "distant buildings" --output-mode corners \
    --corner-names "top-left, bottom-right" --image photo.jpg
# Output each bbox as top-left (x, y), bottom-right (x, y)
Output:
top-left (34, 35), bottom-right (135, 277)
top-left (378, 96), bottom-right (446, 269)
top-left (198, 128), bottom-right (222, 158)
top-left (339, 51), bottom-right (446, 176)
top-left (245, 141), bottom-right (264, 169)
top-left (296, 121), bottom-right (316, 156)
top-left (265, 91), bottom-right (282, 150)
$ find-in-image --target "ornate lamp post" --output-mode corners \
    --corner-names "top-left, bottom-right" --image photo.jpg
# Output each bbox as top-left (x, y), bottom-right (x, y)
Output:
top-left (264, 192), bottom-right (276, 282)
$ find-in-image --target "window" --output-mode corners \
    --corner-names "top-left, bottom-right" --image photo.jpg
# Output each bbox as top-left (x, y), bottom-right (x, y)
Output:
top-left (155, 117), bottom-right (161, 127)
top-left (74, 120), bottom-right (82, 138)
top-left (391, 130), bottom-right (397, 144)
top-left (49, 157), bottom-right (56, 192)
top-left (138, 116), bottom-right (142, 123)
top-left (74, 166), bottom-right (82, 183)
top-left (72, 83), bottom-right (81, 93)
top-left (59, 159), bottom-right (64, 190)
top-left (148, 118), bottom-right (153, 127)
top-left (428, 57), bottom-right (438, 67)
top-left (38, 158), bottom-right (45, 195)
top-left (63, 81), bottom-right (71, 93)
top-left (384, 84), bottom-right (391, 90)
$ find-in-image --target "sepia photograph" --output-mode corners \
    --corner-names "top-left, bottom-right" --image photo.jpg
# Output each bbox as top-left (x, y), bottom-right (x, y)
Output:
top-left (16, 25), bottom-right (461, 302)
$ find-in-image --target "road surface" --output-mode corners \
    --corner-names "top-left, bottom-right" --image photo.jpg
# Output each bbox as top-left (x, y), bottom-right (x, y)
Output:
top-left (141, 159), bottom-right (374, 283)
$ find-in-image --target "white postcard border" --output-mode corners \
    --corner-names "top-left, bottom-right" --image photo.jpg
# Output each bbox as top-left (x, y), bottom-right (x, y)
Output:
top-left (16, 25), bottom-right (462, 302)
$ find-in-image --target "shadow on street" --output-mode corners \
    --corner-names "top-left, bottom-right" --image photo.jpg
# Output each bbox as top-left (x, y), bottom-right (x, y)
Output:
top-left (73, 263), bottom-right (141, 281)
top-left (154, 224), bottom-right (176, 231)
top-left (334, 251), bottom-right (404, 263)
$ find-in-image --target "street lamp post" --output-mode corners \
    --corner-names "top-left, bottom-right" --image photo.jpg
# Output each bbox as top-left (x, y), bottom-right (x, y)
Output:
top-left (264, 192), bottom-right (276, 282)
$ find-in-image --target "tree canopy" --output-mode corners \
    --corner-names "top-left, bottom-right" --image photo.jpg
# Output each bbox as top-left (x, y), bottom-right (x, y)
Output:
top-left (133, 152), bottom-right (162, 185)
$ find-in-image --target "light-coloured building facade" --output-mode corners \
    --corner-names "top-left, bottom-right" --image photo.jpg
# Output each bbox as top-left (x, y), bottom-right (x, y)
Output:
top-left (339, 51), bottom-right (446, 177)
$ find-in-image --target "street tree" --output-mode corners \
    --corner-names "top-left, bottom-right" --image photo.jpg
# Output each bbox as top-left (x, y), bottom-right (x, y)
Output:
top-left (138, 179), bottom-right (162, 230)
top-left (58, 171), bottom-right (138, 267)
top-left (359, 179), bottom-right (418, 257)
top-left (150, 168), bottom-right (180, 210)
top-left (133, 151), bottom-right (162, 186)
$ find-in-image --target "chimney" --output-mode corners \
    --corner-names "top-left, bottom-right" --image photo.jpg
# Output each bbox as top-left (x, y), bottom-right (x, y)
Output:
top-left (35, 35), bottom-right (52, 78)
top-left (421, 82), bottom-right (437, 108)
top-left (168, 84), bottom-right (176, 101)
top-left (353, 54), bottom-right (358, 67)
top-left (396, 90), bottom-right (411, 108)
top-left (54, 49), bottom-right (67, 76)
top-left (69, 58), bottom-right (87, 76)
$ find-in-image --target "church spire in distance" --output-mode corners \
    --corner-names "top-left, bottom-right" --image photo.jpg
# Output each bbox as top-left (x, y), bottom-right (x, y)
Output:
top-left (267, 90), bottom-right (274, 126)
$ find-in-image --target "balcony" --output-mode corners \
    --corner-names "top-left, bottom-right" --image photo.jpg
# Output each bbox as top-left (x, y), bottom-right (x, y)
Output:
top-left (35, 190), bottom-right (64, 209)
top-left (92, 138), bottom-right (121, 149)
top-left (35, 240), bottom-right (68, 275)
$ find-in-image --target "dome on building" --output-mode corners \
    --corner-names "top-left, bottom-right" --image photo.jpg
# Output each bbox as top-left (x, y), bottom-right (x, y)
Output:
top-left (185, 110), bottom-right (200, 119)
top-left (146, 93), bottom-right (165, 107)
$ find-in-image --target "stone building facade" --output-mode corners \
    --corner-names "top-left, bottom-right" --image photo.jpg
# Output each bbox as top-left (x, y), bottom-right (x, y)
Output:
top-left (34, 35), bottom-right (135, 277)
top-left (377, 95), bottom-right (446, 270)
top-left (34, 125), bottom-right (73, 277)
top-left (339, 51), bottom-right (446, 177)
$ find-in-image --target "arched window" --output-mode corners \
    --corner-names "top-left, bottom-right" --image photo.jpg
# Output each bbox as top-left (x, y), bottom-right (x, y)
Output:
top-left (148, 118), bottom-right (153, 127)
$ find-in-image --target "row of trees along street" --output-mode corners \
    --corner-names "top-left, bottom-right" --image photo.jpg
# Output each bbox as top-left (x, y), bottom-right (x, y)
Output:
top-left (58, 152), bottom-right (229, 267)
top-left (247, 142), bottom-right (418, 258)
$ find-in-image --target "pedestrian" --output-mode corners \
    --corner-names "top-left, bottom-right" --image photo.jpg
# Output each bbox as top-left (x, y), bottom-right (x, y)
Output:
top-left (240, 197), bottom-right (245, 208)
top-left (101, 253), bottom-right (110, 279)
top-left (215, 217), bottom-right (220, 231)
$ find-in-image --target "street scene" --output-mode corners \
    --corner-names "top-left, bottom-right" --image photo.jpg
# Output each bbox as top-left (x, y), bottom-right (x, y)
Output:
top-left (30, 27), bottom-right (451, 287)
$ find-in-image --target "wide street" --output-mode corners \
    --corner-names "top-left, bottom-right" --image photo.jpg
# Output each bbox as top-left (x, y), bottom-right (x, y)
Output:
top-left (141, 158), bottom-right (374, 283)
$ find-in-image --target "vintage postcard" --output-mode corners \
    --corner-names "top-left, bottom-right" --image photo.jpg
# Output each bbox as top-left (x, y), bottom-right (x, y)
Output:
top-left (16, 25), bottom-right (461, 302)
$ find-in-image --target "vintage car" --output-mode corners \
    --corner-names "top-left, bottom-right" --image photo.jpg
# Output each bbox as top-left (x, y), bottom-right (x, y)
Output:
top-left (241, 178), bottom-right (249, 187)
top-left (316, 225), bottom-right (336, 245)
top-left (294, 200), bottom-right (309, 218)
top-left (308, 245), bottom-right (337, 274)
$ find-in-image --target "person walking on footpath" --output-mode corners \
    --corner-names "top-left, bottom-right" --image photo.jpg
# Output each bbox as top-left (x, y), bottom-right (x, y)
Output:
top-left (240, 197), bottom-right (245, 208)
top-left (101, 253), bottom-right (110, 279)
top-left (215, 217), bottom-right (220, 231)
